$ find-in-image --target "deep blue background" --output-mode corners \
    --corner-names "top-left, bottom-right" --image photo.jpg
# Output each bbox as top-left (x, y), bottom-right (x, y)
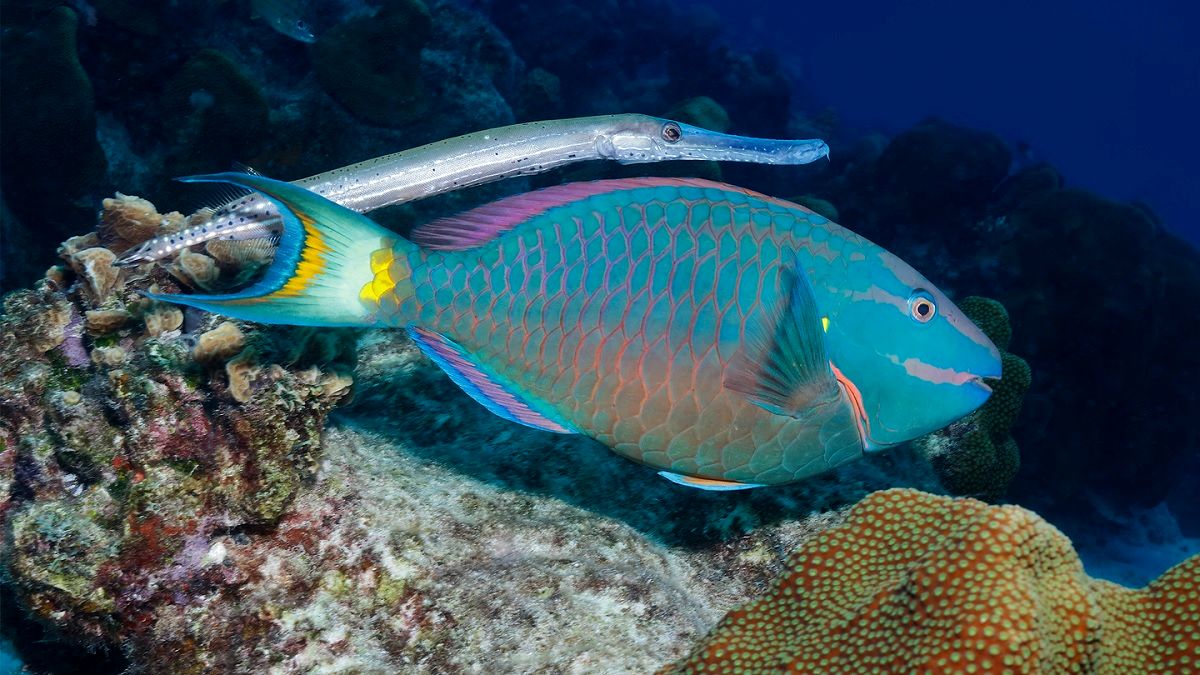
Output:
top-left (703, 0), bottom-right (1199, 243)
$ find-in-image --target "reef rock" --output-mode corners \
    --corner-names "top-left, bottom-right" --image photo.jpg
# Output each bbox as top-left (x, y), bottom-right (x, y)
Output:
top-left (872, 118), bottom-right (1012, 228)
top-left (994, 188), bottom-right (1200, 510)
top-left (0, 6), bottom-right (108, 267)
top-left (313, 0), bottom-right (433, 128)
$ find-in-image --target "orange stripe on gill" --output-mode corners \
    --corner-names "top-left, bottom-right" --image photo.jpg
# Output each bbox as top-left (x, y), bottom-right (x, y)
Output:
top-left (830, 361), bottom-right (872, 450)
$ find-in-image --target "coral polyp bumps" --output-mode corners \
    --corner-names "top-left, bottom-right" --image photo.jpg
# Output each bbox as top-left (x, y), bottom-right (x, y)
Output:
top-left (667, 489), bottom-right (1200, 674)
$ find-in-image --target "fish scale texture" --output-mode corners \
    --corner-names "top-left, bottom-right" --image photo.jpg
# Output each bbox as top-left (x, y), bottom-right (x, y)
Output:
top-left (393, 183), bottom-right (863, 484)
top-left (666, 488), bottom-right (1200, 674)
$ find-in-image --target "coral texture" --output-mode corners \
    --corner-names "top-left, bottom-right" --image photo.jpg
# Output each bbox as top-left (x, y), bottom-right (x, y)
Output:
top-left (915, 296), bottom-right (1031, 499)
top-left (1, 194), bottom-right (355, 652)
top-left (667, 488), bottom-right (1199, 674)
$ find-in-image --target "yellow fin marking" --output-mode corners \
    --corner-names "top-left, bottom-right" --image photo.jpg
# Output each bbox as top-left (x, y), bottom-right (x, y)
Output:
top-left (371, 248), bottom-right (394, 274)
top-left (359, 246), bottom-right (396, 305)
top-left (821, 316), bottom-right (830, 333)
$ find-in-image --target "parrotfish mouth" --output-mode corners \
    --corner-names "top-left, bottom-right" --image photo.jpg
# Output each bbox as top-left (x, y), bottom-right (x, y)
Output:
top-left (969, 376), bottom-right (994, 394)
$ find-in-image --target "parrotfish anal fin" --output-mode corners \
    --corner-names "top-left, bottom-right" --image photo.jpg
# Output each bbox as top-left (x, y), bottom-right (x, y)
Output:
top-left (410, 177), bottom-right (733, 250)
top-left (406, 326), bottom-right (576, 434)
top-left (724, 262), bottom-right (840, 417)
top-left (657, 471), bottom-right (765, 491)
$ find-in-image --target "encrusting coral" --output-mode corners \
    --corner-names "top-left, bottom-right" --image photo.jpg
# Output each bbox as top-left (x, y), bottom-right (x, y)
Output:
top-left (667, 488), bottom-right (1199, 674)
top-left (915, 296), bottom-right (1031, 500)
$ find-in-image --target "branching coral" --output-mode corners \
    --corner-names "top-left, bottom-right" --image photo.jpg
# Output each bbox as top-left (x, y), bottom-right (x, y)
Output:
top-left (667, 488), bottom-right (1198, 674)
top-left (916, 296), bottom-right (1030, 500)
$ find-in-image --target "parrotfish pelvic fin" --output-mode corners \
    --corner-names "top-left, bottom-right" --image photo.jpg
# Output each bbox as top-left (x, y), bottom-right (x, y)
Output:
top-left (657, 471), bottom-right (766, 491)
top-left (406, 326), bottom-right (577, 434)
top-left (723, 260), bottom-right (840, 418)
top-left (145, 172), bottom-right (409, 327)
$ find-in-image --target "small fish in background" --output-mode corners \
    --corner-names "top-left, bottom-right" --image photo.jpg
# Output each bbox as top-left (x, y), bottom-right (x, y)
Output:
top-left (250, 0), bottom-right (317, 43)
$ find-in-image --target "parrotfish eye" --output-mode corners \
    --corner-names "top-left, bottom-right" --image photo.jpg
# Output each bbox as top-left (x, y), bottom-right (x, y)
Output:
top-left (661, 122), bottom-right (682, 143)
top-left (908, 289), bottom-right (937, 323)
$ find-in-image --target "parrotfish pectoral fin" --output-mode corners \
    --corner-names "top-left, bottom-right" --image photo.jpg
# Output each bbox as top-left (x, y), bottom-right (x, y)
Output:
top-left (723, 261), bottom-right (841, 417)
top-left (406, 326), bottom-right (577, 434)
top-left (657, 471), bottom-right (765, 491)
top-left (146, 172), bottom-right (399, 327)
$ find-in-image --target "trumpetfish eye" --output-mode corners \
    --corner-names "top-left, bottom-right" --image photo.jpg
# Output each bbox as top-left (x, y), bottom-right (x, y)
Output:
top-left (908, 290), bottom-right (937, 323)
top-left (661, 122), bottom-right (682, 143)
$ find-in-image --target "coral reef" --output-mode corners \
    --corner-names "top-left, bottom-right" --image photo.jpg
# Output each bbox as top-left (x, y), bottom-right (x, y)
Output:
top-left (1, 194), bottom-right (355, 652)
top-left (667, 488), bottom-right (1199, 674)
top-left (312, 0), bottom-right (433, 128)
top-left (871, 118), bottom-right (1012, 229)
top-left (159, 49), bottom-right (271, 179)
top-left (915, 296), bottom-right (1030, 500)
top-left (0, 6), bottom-right (108, 284)
top-left (993, 188), bottom-right (1200, 510)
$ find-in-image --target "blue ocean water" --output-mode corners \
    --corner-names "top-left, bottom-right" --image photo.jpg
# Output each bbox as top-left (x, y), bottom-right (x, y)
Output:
top-left (706, 0), bottom-right (1200, 245)
top-left (1, 0), bottom-right (1197, 671)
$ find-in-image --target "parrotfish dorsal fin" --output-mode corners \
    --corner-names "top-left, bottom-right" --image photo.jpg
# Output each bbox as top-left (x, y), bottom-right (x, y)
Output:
top-left (724, 261), bottom-right (840, 418)
top-left (406, 326), bottom-right (577, 434)
top-left (411, 177), bottom-right (734, 250)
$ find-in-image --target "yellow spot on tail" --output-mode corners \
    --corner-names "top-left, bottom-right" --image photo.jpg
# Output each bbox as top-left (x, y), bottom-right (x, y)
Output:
top-left (359, 246), bottom-right (396, 305)
top-left (822, 316), bottom-right (830, 333)
top-left (370, 248), bottom-right (392, 274)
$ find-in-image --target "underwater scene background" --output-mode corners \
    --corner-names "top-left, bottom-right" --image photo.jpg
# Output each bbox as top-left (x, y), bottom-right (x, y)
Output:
top-left (1, 0), bottom-right (1197, 672)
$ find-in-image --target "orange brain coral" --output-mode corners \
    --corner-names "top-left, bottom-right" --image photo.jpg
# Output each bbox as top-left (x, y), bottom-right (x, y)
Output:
top-left (668, 489), bottom-right (1199, 674)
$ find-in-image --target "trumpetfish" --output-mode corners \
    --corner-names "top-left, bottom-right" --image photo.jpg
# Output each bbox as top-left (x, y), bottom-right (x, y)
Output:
top-left (149, 172), bottom-right (1000, 490)
top-left (116, 115), bottom-right (828, 266)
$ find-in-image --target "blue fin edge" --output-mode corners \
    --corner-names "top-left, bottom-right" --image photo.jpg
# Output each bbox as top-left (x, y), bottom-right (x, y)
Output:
top-left (657, 471), bottom-right (765, 491)
top-left (406, 326), bottom-right (576, 435)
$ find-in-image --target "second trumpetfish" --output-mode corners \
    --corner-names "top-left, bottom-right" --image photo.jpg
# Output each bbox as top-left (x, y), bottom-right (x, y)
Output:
top-left (150, 173), bottom-right (1001, 490)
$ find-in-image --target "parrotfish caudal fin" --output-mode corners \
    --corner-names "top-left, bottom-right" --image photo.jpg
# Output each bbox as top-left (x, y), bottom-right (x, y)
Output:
top-left (146, 172), bottom-right (408, 327)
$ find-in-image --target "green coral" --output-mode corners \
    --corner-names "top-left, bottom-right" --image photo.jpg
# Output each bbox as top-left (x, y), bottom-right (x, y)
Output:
top-left (957, 295), bottom-right (1012, 350)
top-left (915, 296), bottom-right (1030, 500)
top-left (10, 497), bottom-right (119, 614)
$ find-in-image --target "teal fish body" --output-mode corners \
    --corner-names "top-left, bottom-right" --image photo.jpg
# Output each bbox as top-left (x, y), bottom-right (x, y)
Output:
top-left (155, 174), bottom-right (1001, 489)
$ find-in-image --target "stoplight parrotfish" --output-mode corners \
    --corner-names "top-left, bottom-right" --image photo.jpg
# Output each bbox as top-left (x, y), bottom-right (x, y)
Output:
top-left (149, 172), bottom-right (1000, 490)
top-left (116, 115), bottom-right (829, 266)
